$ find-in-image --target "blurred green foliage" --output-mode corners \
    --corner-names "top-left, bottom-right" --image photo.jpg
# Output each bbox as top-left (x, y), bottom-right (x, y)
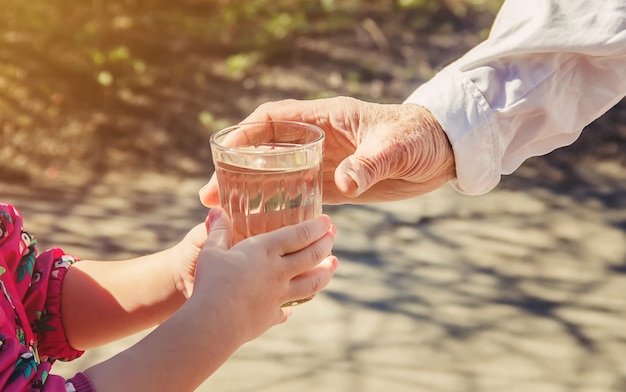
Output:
top-left (1, 0), bottom-right (502, 70)
top-left (0, 0), bottom-right (502, 183)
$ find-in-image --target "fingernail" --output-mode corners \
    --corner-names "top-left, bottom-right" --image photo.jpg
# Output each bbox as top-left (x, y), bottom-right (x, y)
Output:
top-left (344, 169), bottom-right (363, 195)
top-left (327, 255), bottom-right (339, 270)
top-left (208, 208), bottom-right (222, 224)
top-left (204, 212), bottom-right (211, 230)
top-left (329, 224), bottom-right (337, 236)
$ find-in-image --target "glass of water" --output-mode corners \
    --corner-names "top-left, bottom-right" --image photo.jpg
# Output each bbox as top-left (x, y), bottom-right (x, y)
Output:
top-left (210, 121), bottom-right (325, 306)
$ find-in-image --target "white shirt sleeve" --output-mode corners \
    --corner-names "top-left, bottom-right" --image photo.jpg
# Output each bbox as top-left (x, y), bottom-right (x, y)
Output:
top-left (404, 0), bottom-right (626, 195)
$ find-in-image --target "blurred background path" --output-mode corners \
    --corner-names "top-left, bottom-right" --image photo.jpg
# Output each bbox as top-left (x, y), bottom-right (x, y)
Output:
top-left (3, 165), bottom-right (626, 391)
top-left (2, 1), bottom-right (626, 391)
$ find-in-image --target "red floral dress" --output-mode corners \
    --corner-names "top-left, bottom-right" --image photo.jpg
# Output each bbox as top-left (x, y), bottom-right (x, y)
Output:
top-left (0, 203), bottom-right (94, 391)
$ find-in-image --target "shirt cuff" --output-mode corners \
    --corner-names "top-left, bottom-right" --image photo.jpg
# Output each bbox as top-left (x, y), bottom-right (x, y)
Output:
top-left (37, 249), bottom-right (85, 361)
top-left (67, 372), bottom-right (97, 392)
top-left (404, 67), bottom-right (502, 195)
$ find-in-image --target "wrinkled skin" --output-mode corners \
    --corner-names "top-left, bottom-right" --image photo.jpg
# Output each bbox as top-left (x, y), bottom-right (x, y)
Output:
top-left (199, 97), bottom-right (456, 206)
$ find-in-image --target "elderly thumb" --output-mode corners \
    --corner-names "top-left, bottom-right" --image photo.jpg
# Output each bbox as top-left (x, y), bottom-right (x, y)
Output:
top-left (334, 149), bottom-right (387, 198)
top-left (198, 176), bottom-right (221, 208)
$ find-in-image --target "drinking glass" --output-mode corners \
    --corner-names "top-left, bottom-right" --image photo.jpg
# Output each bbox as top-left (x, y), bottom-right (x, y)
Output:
top-left (210, 121), bottom-right (325, 306)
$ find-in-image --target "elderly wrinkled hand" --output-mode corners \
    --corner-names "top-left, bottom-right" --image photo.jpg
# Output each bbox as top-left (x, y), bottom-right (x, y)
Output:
top-left (200, 96), bottom-right (456, 205)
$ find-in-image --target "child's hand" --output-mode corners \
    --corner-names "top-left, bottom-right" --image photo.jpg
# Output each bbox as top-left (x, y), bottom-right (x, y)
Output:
top-left (191, 207), bottom-right (338, 343)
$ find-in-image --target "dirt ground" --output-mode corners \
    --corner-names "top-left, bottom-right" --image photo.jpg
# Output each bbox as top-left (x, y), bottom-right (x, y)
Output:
top-left (1, 4), bottom-right (626, 391)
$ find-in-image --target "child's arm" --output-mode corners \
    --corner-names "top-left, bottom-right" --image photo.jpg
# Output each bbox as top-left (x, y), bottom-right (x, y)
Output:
top-left (60, 222), bottom-right (207, 350)
top-left (83, 208), bottom-right (338, 392)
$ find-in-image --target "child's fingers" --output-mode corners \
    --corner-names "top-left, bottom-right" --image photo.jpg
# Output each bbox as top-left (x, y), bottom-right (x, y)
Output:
top-left (282, 229), bottom-right (336, 277)
top-left (202, 208), bottom-right (232, 251)
top-left (263, 215), bottom-right (334, 256)
top-left (285, 256), bottom-right (339, 304)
